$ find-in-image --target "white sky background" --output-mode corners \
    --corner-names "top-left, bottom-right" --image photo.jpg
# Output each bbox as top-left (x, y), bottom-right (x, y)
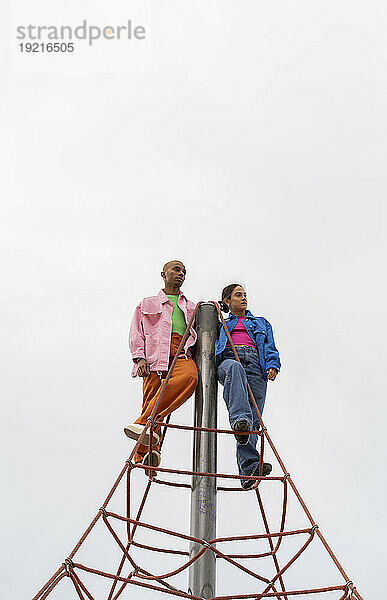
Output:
top-left (1, 1), bottom-right (386, 598)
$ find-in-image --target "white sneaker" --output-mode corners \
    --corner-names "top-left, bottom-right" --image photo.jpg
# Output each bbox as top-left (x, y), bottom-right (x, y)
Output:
top-left (123, 423), bottom-right (159, 446)
top-left (141, 450), bottom-right (161, 468)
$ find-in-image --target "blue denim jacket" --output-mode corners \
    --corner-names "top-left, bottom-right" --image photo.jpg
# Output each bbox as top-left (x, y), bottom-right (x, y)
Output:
top-left (215, 310), bottom-right (281, 378)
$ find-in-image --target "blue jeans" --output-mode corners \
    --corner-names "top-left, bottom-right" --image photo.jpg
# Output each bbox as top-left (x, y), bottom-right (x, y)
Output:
top-left (217, 346), bottom-right (267, 478)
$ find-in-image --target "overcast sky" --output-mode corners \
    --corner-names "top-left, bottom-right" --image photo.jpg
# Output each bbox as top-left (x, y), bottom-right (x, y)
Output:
top-left (1, 1), bottom-right (386, 599)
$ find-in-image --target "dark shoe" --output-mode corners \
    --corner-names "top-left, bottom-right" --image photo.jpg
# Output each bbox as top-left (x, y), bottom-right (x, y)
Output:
top-left (262, 462), bottom-right (272, 477)
top-left (241, 462), bottom-right (273, 490)
top-left (233, 420), bottom-right (250, 445)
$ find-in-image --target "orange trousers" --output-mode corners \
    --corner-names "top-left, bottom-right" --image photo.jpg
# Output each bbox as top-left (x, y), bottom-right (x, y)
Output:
top-left (134, 333), bottom-right (198, 463)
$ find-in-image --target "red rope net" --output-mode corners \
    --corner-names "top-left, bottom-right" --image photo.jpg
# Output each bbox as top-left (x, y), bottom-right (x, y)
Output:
top-left (32, 302), bottom-right (362, 600)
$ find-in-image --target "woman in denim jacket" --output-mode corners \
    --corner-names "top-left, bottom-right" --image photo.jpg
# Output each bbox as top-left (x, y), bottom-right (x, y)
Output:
top-left (215, 284), bottom-right (281, 489)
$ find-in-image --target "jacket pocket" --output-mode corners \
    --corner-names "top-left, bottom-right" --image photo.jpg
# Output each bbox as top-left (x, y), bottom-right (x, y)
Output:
top-left (144, 332), bottom-right (159, 363)
top-left (142, 310), bottom-right (162, 334)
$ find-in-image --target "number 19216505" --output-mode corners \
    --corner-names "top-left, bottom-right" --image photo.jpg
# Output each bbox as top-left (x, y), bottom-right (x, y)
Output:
top-left (19, 42), bottom-right (74, 52)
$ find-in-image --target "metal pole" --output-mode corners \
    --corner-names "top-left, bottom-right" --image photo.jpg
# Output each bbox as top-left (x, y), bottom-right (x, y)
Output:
top-left (188, 303), bottom-right (218, 599)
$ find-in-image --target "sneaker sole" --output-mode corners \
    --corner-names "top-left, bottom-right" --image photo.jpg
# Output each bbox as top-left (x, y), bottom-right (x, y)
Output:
top-left (142, 451), bottom-right (161, 468)
top-left (123, 426), bottom-right (159, 446)
top-left (233, 421), bottom-right (250, 445)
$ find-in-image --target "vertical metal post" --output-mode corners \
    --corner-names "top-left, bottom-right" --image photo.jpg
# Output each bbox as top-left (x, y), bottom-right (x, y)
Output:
top-left (188, 303), bottom-right (218, 599)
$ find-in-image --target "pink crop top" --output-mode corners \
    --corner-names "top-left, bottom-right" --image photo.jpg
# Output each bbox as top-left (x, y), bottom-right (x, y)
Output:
top-left (226, 316), bottom-right (256, 348)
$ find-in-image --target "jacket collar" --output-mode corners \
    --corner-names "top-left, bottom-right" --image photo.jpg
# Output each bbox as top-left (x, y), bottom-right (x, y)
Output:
top-left (158, 289), bottom-right (187, 304)
top-left (227, 309), bottom-right (254, 320)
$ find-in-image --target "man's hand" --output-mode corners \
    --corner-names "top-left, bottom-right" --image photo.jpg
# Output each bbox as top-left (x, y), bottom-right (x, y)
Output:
top-left (267, 368), bottom-right (278, 381)
top-left (137, 358), bottom-right (150, 377)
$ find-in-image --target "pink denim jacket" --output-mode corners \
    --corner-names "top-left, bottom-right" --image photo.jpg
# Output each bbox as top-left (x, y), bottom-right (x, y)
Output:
top-left (129, 289), bottom-right (197, 377)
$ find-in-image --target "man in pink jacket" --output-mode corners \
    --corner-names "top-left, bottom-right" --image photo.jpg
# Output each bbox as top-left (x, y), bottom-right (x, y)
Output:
top-left (124, 260), bottom-right (198, 468)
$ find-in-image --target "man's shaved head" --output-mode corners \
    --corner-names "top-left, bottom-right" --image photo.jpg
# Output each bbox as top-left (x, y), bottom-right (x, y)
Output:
top-left (162, 260), bottom-right (185, 272)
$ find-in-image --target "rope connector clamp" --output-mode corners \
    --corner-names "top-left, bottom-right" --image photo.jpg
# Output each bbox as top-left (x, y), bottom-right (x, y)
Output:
top-left (64, 557), bottom-right (74, 576)
top-left (310, 524), bottom-right (319, 533)
top-left (129, 566), bottom-right (140, 578)
top-left (344, 581), bottom-right (355, 598)
top-left (99, 507), bottom-right (108, 517)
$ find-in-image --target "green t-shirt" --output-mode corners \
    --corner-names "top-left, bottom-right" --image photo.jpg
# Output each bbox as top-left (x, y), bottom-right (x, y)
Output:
top-left (167, 295), bottom-right (187, 336)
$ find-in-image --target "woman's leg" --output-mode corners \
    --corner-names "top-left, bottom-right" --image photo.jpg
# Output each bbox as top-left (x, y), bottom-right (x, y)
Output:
top-left (217, 358), bottom-right (253, 428)
top-left (218, 348), bottom-right (268, 478)
top-left (246, 351), bottom-right (267, 423)
top-left (218, 353), bottom-right (261, 477)
top-left (236, 349), bottom-right (267, 476)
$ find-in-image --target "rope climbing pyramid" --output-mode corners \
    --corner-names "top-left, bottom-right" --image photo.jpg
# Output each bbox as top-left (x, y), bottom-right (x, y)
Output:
top-left (32, 302), bottom-right (363, 600)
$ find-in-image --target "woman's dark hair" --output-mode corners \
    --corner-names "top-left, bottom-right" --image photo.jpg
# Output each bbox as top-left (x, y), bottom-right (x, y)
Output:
top-left (219, 283), bottom-right (242, 313)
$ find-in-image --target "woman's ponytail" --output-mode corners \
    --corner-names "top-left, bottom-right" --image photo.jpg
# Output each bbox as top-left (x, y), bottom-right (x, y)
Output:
top-left (218, 299), bottom-right (230, 313)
